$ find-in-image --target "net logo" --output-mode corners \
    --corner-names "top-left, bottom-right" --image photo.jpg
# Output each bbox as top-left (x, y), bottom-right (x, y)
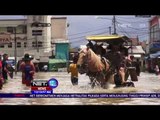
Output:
top-left (48, 78), bottom-right (58, 89)
top-left (31, 78), bottom-right (58, 94)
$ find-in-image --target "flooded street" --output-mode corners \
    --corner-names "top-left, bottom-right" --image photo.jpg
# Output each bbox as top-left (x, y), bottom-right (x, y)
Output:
top-left (0, 72), bottom-right (160, 105)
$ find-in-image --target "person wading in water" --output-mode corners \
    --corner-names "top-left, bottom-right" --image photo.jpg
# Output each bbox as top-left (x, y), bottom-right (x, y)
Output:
top-left (20, 54), bottom-right (35, 86)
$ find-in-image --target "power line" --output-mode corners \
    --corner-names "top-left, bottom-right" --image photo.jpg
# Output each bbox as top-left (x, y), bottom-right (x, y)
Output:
top-left (68, 25), bottom-right (111, 36)
top-left (116, 18), bottom-right (149, 23)
top-left (117, 16), bottom-right (150, 20)
top-left (69, 31), bottom-right (108, 43)
top-left (116, 22), bottom-right (149, 31)
top-left (68, 27), bottom-right (110, 38)
top-left (116, 23), bottom-right (132, 38)
top-left (69, 30), bottom-right (108, 41)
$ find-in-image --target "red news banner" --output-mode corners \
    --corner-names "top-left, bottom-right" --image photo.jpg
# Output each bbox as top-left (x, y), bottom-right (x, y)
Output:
top-left (31, 87), bottom-right (52, 91)
top-left (0, 93), bottom-right (160, 98)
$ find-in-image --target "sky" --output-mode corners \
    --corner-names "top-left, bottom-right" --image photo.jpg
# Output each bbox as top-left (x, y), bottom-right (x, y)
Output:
top-left (0, 15), bottom-right (152, 48)
top-left (67, 15), bottom-right (151, 48)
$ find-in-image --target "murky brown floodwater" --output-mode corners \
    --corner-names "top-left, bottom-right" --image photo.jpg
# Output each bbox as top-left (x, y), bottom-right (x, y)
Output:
top-left (0, 72), bottom-right (160, 105)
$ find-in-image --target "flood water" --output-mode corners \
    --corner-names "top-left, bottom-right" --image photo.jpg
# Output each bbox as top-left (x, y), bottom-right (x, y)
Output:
top-left (0, 72), bottom-right (160, 105)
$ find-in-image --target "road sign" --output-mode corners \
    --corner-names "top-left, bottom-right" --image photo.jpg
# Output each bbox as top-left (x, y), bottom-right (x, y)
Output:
top-left (32, 30), bottom-right (43, 36)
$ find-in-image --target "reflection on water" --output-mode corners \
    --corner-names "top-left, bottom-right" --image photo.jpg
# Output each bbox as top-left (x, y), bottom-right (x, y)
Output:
top-left (0, 72), bottom-right (160, 105)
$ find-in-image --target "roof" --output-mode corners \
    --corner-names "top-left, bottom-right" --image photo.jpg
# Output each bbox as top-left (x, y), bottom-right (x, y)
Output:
top-left (49, 59), bottom-right (67, 64)
top-left (86, 35), bottom-right (130, 44)
top-left (150, 51), bottom-right (160, 58)
top-left (149, 42), bottom-right (160, 53)
top-left (128, 46), bottom-right (145, 54)
top-left (0, 19), bottom-right (27, 21)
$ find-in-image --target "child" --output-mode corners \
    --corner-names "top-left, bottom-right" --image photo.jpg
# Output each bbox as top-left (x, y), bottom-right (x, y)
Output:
top-left (68, 56), bottom-right (78, 85)
top-left (20, 54), bottom-right (35, 86)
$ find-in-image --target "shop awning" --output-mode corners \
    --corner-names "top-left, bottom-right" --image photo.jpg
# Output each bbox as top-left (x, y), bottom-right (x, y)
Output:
top-left (149, 42), bottom-right (160, 52)
top-left (49, 59), bottom-right (67, 64)
top-left (128, 46), bottom-right (145, 54)
top-left (150, 51), bottom-right (160, 58)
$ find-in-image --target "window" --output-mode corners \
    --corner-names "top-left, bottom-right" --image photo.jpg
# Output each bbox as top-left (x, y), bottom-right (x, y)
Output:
top-left (0, 44), bottom-right (4, 48)
top-left (16, 25), bottom-right (27, 34)
top-left (0, 27), bottom-right (7, 33)
top-left (24, 42), bottom-right (27, 48)
top-left (156, 28), bottom-right (159, 41)
top-left (38, 41), bottom-right (43, 47)
top-left (7, 27), bottom-right (14, 33)
top-left (8, 43), bottom-right (12, 48)
top-left (32, 42), bottom-right (36, 47)
top-left (17, 42), bottom-right (21, 48)
top-left (22, 26), bottom-right (27, 34)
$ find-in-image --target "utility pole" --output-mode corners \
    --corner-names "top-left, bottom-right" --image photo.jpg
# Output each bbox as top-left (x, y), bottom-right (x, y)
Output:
top-left (109, 26), bottom-right (111, 35)
top-left (14, 27), bottom-right (17, 75)
top-left (112, 15), bottom-right (117, 35)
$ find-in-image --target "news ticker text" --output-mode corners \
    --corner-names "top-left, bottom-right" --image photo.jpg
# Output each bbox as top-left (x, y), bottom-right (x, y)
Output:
top-left (0, 93), bottom-right (160, 98)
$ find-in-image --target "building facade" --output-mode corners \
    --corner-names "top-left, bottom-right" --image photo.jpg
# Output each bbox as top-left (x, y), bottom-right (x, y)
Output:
top-left (0, 19), bottom-right (27, 57)
top-left (0, 16), bottom-right (68, 63)
top-left (149, 16), bottom-right (160, 53)
top-left (145, 16), bottom-right (160, 72)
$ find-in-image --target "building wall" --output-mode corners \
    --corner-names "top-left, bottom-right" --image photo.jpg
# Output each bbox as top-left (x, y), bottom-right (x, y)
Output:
top-left (51, 17), bottom-right (67, 41)
top-left (25, 15), bottom-right (52, 59)
top-left (149, 16), bottom-right (160, 44)
top-left (0, 16), bottom-right (68, 60)
top-left (51, 17), bottom-right (68, 56)
top-left (0, 19), bottom-right (27, 57)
